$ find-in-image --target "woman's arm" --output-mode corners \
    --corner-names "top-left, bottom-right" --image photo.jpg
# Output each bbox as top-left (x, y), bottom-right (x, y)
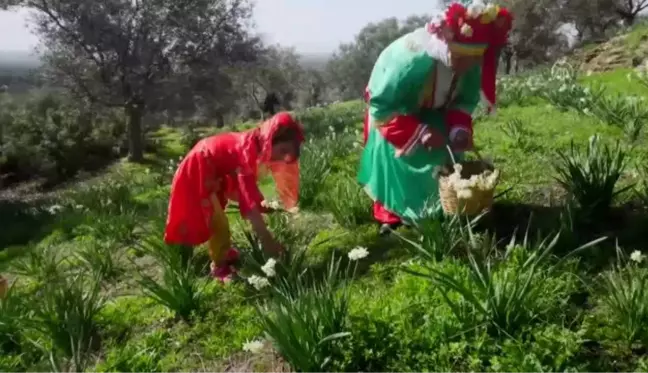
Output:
top-left (247, 208), bottom-right (282, 254)
top-left (236, 172), bottom-right (282, 253)
top-left (366, 43), bottom-right (443, 156)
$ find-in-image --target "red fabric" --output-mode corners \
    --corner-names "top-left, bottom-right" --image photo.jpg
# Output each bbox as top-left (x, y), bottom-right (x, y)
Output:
top-left (373, 201), bottom-right (402, 224)
top-left (377, 115), bottom-right (423, 149)
top-left (266, 161), bottom-right (300, 209)
top-left (481, 46), bottom-right (498, 112)
top-left (164, 112), bottom-right (305, 246)
top-left (432, 3), bottom-right (513, 47)
top-left (426, 3), bottom-right (513, 113)
top-left (446, 109), bottom-right (473, 133)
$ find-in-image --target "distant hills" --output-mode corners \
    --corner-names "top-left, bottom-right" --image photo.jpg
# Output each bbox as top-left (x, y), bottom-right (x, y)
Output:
top-left (0, 50), bottom-right (330, 73)
top-left (0, 50), bottom-right (40, 70)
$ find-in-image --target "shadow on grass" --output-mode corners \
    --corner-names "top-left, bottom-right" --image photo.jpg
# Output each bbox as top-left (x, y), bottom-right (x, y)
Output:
top-left (0, 199), bottom-right (54, 250)
top-left (482, 200), bottom-right (648, 270)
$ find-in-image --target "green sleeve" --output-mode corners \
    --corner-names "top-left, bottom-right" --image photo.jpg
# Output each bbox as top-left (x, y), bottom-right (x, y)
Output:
top-left (367, 34), bottom-right (435, 121)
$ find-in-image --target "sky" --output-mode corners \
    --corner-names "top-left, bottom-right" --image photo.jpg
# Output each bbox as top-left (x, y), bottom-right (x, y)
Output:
top-left (0, 0), bottom-right (442, 55)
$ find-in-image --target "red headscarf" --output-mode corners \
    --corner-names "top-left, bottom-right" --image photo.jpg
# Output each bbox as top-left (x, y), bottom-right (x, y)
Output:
top-left (429, 1), bottom-right (513, 113)
top-left (238, 112), bottom-right (305, 209)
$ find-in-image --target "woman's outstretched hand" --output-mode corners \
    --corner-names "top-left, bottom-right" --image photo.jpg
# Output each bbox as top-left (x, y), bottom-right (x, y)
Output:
top-left (248, 207), bottom-right (284, 255)
top-left (449, 128), bottom-right (474, 152)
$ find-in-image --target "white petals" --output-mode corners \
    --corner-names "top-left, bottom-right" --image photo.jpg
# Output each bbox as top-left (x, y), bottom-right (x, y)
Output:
top-left (348, 247), bottom-right (369, 261)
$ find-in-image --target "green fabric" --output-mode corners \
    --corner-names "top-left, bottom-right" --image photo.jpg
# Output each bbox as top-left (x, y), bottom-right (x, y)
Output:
top-left (367, 33), bottom-right (435, 121)
top-left (358, 29), bottom-right (480, 223)
top-left (449, 65), bottom-right (482, 114)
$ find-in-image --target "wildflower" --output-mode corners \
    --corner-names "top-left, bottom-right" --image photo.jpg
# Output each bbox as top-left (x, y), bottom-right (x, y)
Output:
top-left (460, 23), bottom-right (473, 37)
top-left (261, 258), bottom-right (277, 277)
top-left (247, 275), bottom-right (270, 290)
top-left (466, 1), bottom-right (485, 18)
top-left (242, 339), bottom-right (265, 354)
top-left (47, 205), bottom-right (63, 215)
top-left (630, 250), bottom-right (645, 264)
top-left (348, 247), bottom-right (369, 261)
top-left (263, 200), bottom-right (281, 210)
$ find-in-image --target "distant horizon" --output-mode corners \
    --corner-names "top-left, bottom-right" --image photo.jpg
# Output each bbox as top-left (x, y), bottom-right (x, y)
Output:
top-left (0, 0), bottom-right (442, 54)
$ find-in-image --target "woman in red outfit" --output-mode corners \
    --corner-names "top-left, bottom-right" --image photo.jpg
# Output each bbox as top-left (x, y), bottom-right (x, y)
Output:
top-left (164, 112), bottom-right (303, 281)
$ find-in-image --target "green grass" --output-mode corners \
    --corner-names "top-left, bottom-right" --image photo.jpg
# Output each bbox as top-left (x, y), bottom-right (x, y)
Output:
top-left (4, 62), bottom-right (648, 372)
top-left (581, 68), bottom-right (648, 97)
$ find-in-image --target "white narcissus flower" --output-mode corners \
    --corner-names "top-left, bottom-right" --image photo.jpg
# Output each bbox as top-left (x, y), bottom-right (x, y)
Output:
top-left (630, 250), bottom-right (645, 263)
top-left (247, 275), bottom-right (270, 290)
top-left (242, 339), bottom-right (264, 354)
top-left (261, 258), bottom-right (277, 277)
top-left (263, 200), bottom-right (281, 210)
top-left (47, 205), bottom-right (63, 215)
top-left (466, 1), bottom-right (485, 17)
top-left (460, 23), bottom-right (473, 37)
top-left (348, 247), bottom-right (369, 261)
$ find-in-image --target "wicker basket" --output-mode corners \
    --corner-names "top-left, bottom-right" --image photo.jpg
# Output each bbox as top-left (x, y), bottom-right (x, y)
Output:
top-left (437, 147), bottom-right (499, 216)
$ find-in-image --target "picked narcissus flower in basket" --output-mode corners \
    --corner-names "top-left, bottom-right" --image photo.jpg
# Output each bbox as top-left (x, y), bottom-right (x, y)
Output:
top-left (435, 146), bottom-right (500, 216)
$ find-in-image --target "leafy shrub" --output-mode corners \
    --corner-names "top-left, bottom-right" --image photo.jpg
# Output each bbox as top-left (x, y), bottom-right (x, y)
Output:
top-left (74, 237), bottom-right (123, 283)
top-left (0, 92), bottom-right (125, 183)
top-left (299, 140), bottom-right (333, 209)
top-left (234, 218), bottom-right (320, 300)
top-left (554, 135), bottom-right (631, 217)
top-left (8, 244), bottom-right (67, 286)
top-left (133, 237), bottom-right (208, 322)
top-left (323, 175), bottom-right (372, 229)
top-left (596, 247), bottom-right (648, 345)
top-left (398, 214), bottom-right (474, 262)
top-left (0, 284), bottom-right (27, 355)
top-left (255, 255), bottom-right (352, 372)
top-left (295, 101), bottom-right (363, 139)
top-left (404, 224), bottom-right (604, 336)
top-left (30, 275), bottom-right (105, 371)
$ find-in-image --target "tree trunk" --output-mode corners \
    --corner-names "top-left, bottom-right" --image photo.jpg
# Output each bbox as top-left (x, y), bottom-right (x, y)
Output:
top-left (504, 50), bottom-right (513, 74)
top-left (126, 105), bottom-right (144, 162)
top-left (216, 112), bottom-right (225, 128)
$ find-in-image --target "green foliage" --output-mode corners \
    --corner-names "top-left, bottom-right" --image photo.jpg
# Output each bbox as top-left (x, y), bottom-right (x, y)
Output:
top-left (255, 255), bottom-right (352, 372)
top-left (0, 284), bottom-right (27, 355)
top-left (323, 174), bottom-right (372, 228)
top-left (0, 92), bottom-right (124, 183)
top-left (596, 247), bottom-right (648, 345)
top-left (133, 237), bottom-right (208, 322)
top-left (554, 135), bottom-right (631, 217)
top-left (404, 223), bottom-right (605, 336)
top-left (30, 275), bottom-right (105, 372)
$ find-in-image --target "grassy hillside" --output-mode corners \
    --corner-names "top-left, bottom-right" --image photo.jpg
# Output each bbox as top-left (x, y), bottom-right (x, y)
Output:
top-left (2, 54), bottom-right (648, 371)
top-left (570, 21), bottom-right (648, 73)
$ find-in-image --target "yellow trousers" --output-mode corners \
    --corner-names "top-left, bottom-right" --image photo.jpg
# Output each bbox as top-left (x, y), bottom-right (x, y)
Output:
top-left (207, 194), bottom-right (232, 265)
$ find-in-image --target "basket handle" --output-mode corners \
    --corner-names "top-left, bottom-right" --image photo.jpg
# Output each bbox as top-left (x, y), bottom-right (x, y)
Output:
top-left (445, 145), bottom-right (484, 165)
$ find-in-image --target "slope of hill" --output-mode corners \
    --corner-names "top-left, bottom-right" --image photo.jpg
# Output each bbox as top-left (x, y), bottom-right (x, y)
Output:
top-left (571, 22), bottom-right (648, 73)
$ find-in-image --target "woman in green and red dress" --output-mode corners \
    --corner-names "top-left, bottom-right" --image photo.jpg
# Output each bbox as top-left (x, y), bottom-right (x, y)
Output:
top-left (359, 1), bottom-right (513, 234)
